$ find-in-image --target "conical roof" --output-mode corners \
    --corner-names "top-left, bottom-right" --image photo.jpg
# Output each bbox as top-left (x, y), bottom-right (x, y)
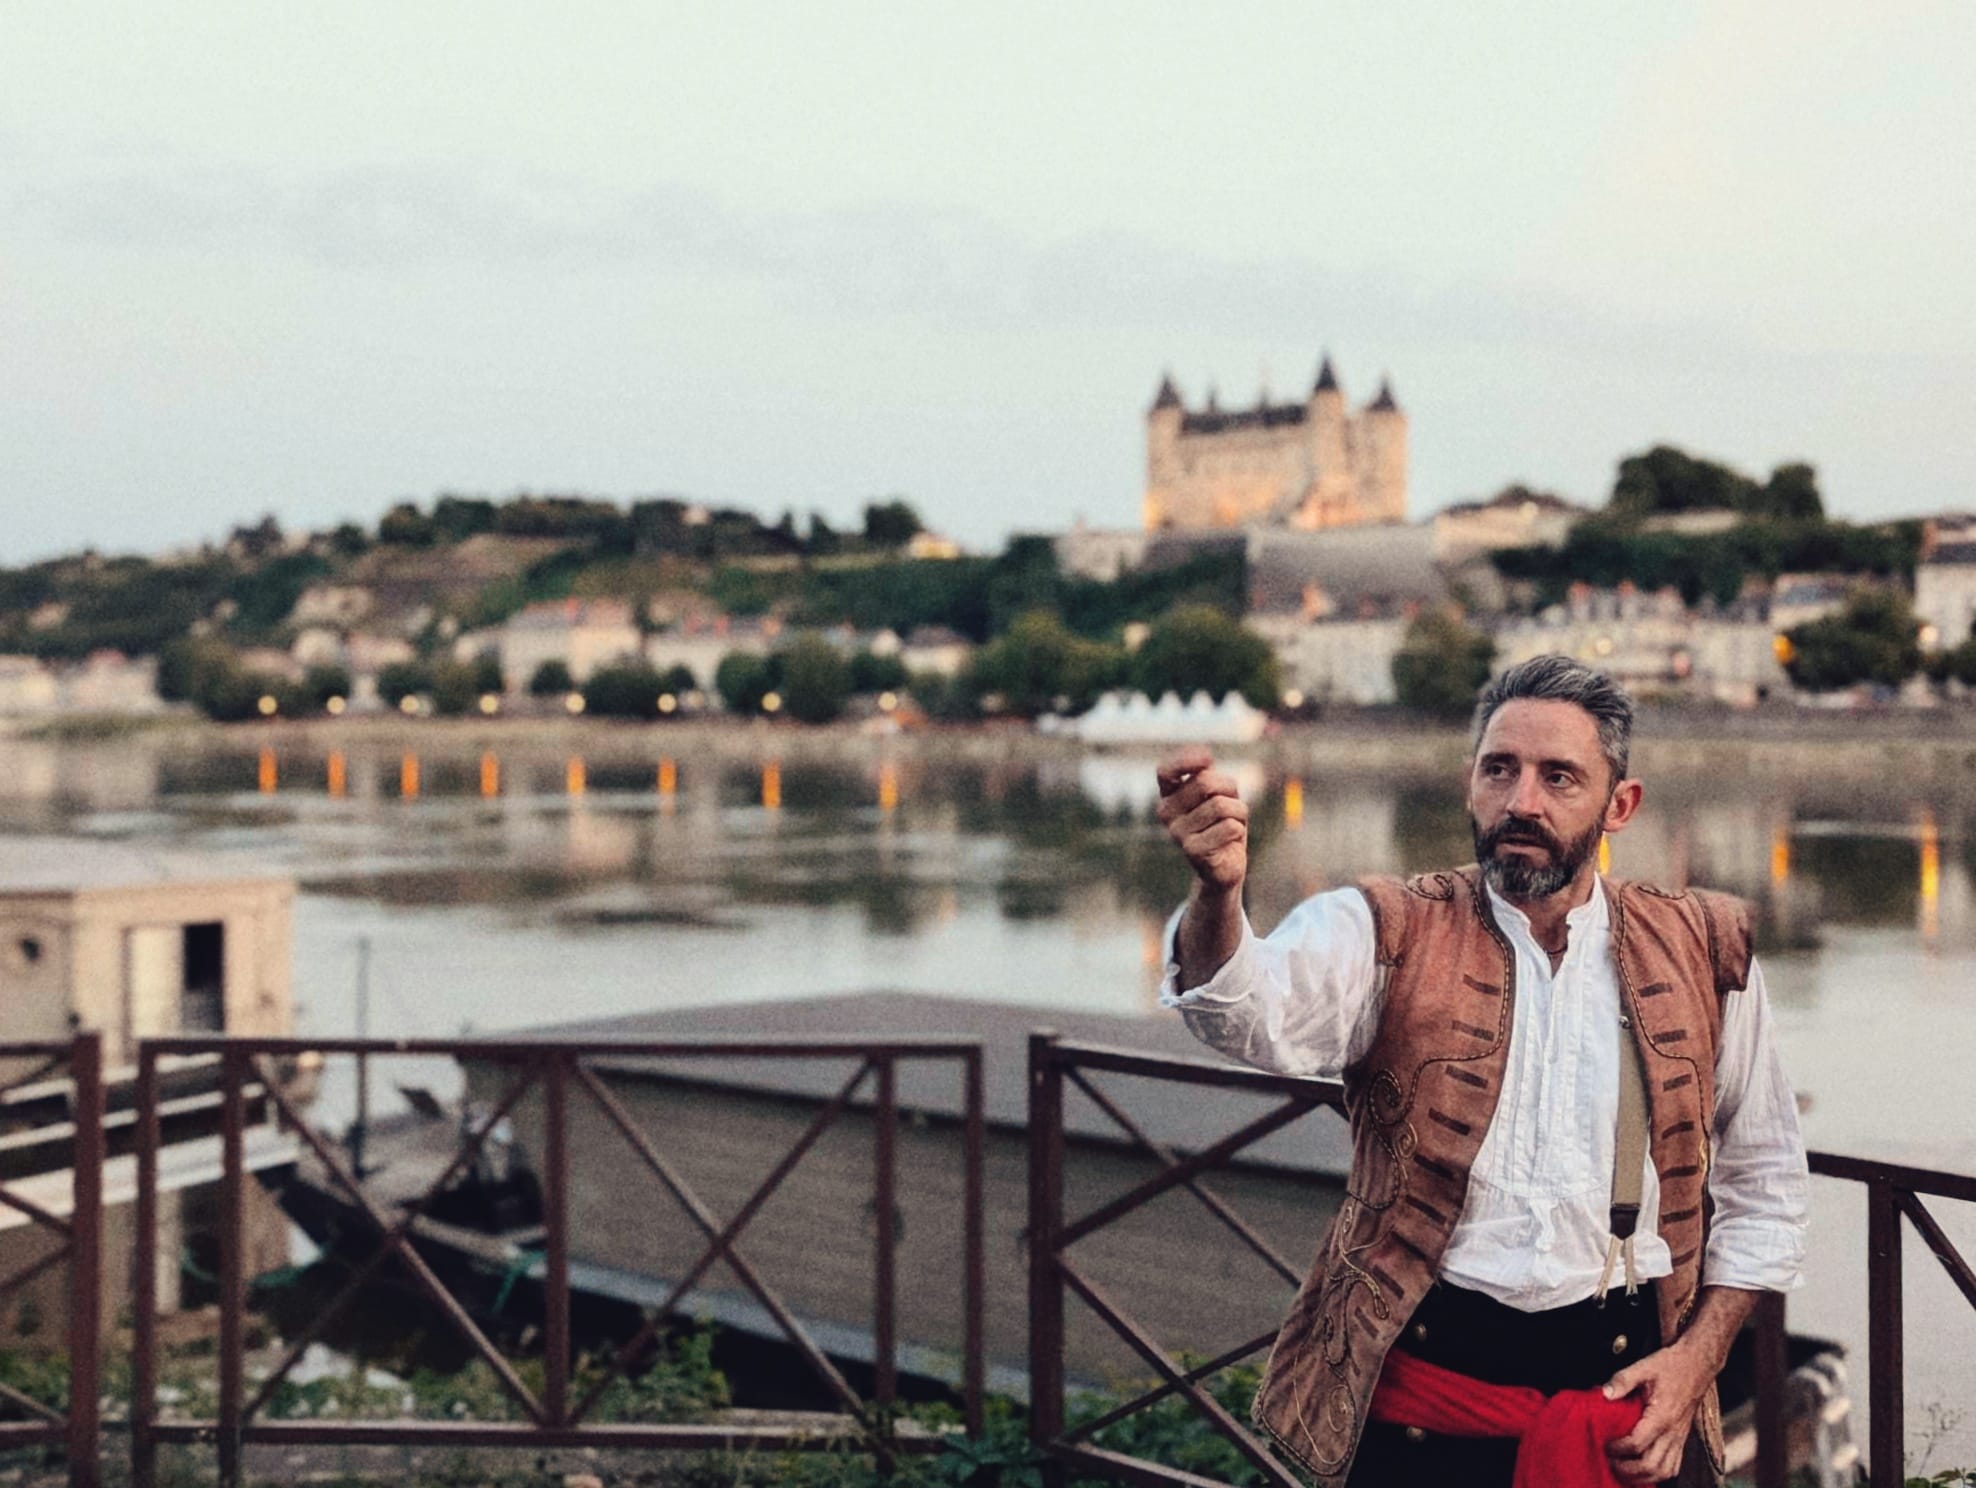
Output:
top-left (1369, 376), bottom-right (1400, 412)
top-left (1150, 373), bottom-right (1182, 412)
top-left (1313, 354), bottom-right (1340, 395)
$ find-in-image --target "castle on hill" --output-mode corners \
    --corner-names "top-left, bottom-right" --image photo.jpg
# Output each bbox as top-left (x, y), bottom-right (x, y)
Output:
top-left (1142, 356), bottom-right (1407, 533)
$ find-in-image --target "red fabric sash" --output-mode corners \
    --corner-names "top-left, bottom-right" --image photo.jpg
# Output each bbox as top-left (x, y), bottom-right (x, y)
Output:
top-left (1369, 1348), bottom-right (1645, 1488)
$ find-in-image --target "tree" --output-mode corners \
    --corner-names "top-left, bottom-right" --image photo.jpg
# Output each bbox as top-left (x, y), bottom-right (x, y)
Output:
top-left (432, 496), bottom-right (499, 542)
top-left (1751, 462), bottom-right (1823, 521)
top-left (1610, 446), bottom-right (1758, 518)
top-left (156, 637), bottom-right (234, 704)
top-left (776, 636), bottom-right (852, 724)
top-left (714, 651), bottom-right (777, 714)
top-left (430, 659), bottom-right (481, 716)
top-left (1130, 605), bottom-right (1280, 710)
top-left (968, 611), bottom-right (1128, 716)
top-left (1783, 588), bottom-right (1921, 693)
top-left (376, 660), bottom-right (433, 707)
top-left (327, 523), bottom-right (371, 558)
top-left (849, 649), bottom-right (909, 694)
top-left (862, 499), bottom-right (924, 549)
top-left (1391, 611), bottom-right (1496, 715)
top-left (806, 513), bottom-right (844, 558)
top-left (470, 650), bottom-right (505, 696)
top-left (300, 664), bottom-right (353, 710)
top-left (528, 659), bottom-right (574, 697)
top-left (378, 502), bottom-right (439, 547)
top-left (583, 661), bottom-right (669, 719)
top-left (656, 663), bottom-right (698, 695)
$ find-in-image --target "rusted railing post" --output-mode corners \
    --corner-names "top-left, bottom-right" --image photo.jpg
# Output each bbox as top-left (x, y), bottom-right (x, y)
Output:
top-left (1866, 1177), bottom-right (1903, 1488)
top-left (543, 1052), bottom-right (570, 1428)
top-left (962, 1047), bottom-right (986, 1437)
top-left (1027, 1031), bottom-right (1065, 1485)
top-left (67, 1032), bottom-right (102, 1488)
top-left (131, 1048), bottom-right (160, 1488)
top-left (217, 1047), bottom-right (247, 1488)
top-left (1751, 1289), bottom-right (1788, 1488)
top-left (873, 1055), bottom-right (898, 1413)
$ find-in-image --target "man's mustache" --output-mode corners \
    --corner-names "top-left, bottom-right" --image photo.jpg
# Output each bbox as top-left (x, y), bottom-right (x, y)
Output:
top-left (1481, 820), bottom-right (1561, 854)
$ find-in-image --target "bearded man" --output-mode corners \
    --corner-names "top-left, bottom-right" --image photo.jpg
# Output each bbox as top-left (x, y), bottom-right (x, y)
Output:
top-left (1156, 655), bottom-right (1807, 1488)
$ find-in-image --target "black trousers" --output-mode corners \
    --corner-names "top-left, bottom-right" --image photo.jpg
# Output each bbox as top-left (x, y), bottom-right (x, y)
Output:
top-left (1344, 1280), bottom-right (1663, 1488)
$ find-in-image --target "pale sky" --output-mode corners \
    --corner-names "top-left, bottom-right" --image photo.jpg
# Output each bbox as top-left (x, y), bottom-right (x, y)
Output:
top-left (3, 2), bottom-right (1972, 563)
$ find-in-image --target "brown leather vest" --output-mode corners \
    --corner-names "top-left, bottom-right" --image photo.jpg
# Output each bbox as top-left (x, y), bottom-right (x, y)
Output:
top-left (1250, 867), bottom-right (1753, 1487)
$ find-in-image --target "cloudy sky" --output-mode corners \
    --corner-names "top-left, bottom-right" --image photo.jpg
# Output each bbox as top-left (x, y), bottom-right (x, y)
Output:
top-left (3, 2), bottom-right (1971, 562)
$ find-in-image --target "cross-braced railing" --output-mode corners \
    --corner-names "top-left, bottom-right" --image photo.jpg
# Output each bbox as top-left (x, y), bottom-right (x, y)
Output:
top-left (1749, 1153), bottom-right (1976, 1488)
top-left (131, 1036), bottom-right (985, 1488)
top-left (0, 1034), bottom-right (103, 1488)
top-left (1026, 1032), bottom-right (1346, 1488)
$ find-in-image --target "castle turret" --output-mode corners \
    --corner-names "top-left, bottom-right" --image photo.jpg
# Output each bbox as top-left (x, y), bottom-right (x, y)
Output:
top-left (1358, 375), bottom-right (1408, 522)
top-left (1144, 372), bottom-right (1185, 530)
top-left (1301, 353), bottom-right (1351, 526)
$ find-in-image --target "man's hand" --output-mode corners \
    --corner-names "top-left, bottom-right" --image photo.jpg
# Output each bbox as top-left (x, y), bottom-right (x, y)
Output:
top-left (1156, 747), bottom-right (1249, 893)
top-left (1602, 1338), bottom-right (1713, 1483)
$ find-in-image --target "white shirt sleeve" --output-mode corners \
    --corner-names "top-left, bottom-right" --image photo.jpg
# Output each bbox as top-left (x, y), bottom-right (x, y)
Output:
top-left (1157, 888), bottom-right (1383, 1078)
top-left (1703, 956), bottom-right (1810, 1292)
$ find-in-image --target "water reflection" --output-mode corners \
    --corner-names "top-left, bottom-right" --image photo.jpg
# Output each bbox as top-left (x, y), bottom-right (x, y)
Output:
top-left (0, 736), bottom-right (1971, 957)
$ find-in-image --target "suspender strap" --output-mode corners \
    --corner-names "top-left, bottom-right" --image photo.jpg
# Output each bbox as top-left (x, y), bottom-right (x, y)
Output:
top-left (1597, 1012), bottom-right (1651, 1301)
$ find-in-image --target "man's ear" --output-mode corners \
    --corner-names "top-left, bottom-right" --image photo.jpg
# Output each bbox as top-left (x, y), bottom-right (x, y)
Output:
top-left (1604, 778), bottom-right (1644, 834)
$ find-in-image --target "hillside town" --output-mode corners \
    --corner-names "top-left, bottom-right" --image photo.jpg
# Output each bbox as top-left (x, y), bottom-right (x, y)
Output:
top-left (2, 360), bottom-right (1973, 730)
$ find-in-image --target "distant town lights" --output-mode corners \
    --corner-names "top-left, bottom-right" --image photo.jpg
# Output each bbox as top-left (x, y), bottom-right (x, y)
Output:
top-left (1281, 689), bottom-right (1306, 710)
top-left (657, 693), bottom-right (678, 714)
top-left (877, 691), bottom-right (899, 713)
top-left (761, 692), bottom-right (784, 714)
top-left (325, 696), bottom-right (347, 716)
top-left (399, 695), bottom-right (420, 716)
top-left (257, 695), bottom-right (278, 716)
top-left (564, 693), bottom-right (586, 715)
top-left (478, 693), bottom-right (500, 715)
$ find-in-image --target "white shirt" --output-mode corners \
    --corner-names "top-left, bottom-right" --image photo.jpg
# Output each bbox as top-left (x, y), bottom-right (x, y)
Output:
top-left (1160, 880), bottom-right (1808, 1312)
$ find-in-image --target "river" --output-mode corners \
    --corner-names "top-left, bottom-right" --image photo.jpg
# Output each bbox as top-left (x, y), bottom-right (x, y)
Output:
top-left (2, 723), bottom-right (1971, 1467)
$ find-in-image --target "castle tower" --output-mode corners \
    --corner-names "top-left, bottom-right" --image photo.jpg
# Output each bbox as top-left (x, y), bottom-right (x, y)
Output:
top-left (1298, 354), bottom-right (1354, 528)
top-left (1143, 373), bottom-right (1184, 530)
top-left (1357, 376), bottom-right (1408, 523)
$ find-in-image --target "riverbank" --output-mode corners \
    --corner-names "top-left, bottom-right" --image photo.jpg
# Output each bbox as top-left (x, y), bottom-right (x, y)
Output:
top-left (16, 703), bottom-right (1974, 795)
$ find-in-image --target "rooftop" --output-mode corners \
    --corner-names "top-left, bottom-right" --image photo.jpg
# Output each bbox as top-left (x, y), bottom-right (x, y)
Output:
top-left (506, 989), bottom-right (1353, 1178)
top-left (0, 837), bottom-right (288, 896)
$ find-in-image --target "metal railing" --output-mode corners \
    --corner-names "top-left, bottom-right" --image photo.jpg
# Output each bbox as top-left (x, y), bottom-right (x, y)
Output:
top-left (0, 1035), bottom-right (101, 1488)
top-left (1029, 1034), bottom-right (1976, 1488)
top-left (130, 1036), bottom-right (986, 1488)
top-left (1749, 1152), bottom-right (1976, 1488)
top-left (1026, 1032), bottom-right (1348, 1488)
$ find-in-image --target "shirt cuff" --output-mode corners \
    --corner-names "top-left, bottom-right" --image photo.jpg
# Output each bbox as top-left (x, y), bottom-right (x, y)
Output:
top-left (1702, 1225), bottom-right (1806, 1294)
top-left (1156, 901), bottom-right (1258, 1008)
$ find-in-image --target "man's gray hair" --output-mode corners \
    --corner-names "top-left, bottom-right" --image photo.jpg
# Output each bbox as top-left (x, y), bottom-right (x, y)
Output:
top-left (1470, 654), bottom-right (1635, 784)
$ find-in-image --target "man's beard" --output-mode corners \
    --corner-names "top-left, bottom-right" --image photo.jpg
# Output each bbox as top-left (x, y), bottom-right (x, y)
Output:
top-left (1473, 814), bottom-right (1605, 902)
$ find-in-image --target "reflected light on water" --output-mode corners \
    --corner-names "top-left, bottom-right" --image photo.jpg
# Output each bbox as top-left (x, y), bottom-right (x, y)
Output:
top-left (566, 757), bottom-right (586, 797)
top-left (761, 761), bottom-right (782, 811)
top-left (257, 747), bottom-right (277, 795)
top-left (877, 762), bottom-right (900, 814)
top-left (658, 757), bottom-right (678, 811)
top-left (1770, 823), bottom-right (1791, 885)
top-left (1920, 808), bottom-right (1941, 943)
top-left (1284, 778), bottom-right (1304, 829)
top-left (480, 753), bottom-right (500, 799)
top-left (400, 754), bottom-right (420, 800)
top-left (326, 751), bottom-right (346, 799)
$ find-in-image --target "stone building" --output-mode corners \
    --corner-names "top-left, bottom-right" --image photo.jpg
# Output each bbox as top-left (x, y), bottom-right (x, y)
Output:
top-left (1432, 487), bottom-right (1585, 563)
top-left (0, 840), bottom-right (297, 1335)
top-left (1143, 357), bottom-right (1407, 533)
top-left (497, 599), bottom-right (642, 689)
top-left (1915, 514), bottom-right (1976, 651)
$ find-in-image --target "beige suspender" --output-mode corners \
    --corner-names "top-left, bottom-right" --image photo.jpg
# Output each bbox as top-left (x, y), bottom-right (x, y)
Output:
top-left (1596, 1010), bottom-right (1651, 1302)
